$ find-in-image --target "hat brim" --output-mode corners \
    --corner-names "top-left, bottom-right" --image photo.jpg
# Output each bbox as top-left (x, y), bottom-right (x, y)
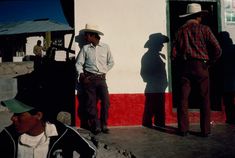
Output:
top-left (179, 10), bottom-right (208, 18)
top-left (81, 29), bottom-right (104, 35)
top-left (1, 99), bottom-right (34, 113)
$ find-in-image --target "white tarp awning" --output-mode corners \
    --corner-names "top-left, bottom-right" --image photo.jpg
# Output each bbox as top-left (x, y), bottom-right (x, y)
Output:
top-left (0, 19), bottom-right (73, 36)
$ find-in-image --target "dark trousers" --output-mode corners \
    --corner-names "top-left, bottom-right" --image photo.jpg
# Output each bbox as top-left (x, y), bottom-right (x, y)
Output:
top-left (83, 78), bottom-right (110, 129)
top-left (177, 60), bottom-right (211, 134)
top-left (34, 55), bottom-right (43, 71)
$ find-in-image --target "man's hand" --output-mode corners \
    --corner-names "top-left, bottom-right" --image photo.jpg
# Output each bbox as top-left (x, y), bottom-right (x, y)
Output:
top-left (79, 73), bottom-right (85, 82)
top-left (79, 73), bottom-right (91, 84)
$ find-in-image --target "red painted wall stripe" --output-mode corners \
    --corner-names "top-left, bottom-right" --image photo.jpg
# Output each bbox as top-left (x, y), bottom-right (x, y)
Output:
top-left (74, 93), bottom-right (226, 127)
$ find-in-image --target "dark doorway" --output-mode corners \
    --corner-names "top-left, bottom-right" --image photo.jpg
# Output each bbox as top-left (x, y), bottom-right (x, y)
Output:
top-left (169, 0), bottom-right (223, 110)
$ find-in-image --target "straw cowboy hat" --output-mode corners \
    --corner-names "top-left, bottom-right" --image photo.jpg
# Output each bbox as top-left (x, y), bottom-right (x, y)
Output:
top-left (81, 24), bottom-right (104, 35)
top-left (179, 3), bottom-right (208, 18)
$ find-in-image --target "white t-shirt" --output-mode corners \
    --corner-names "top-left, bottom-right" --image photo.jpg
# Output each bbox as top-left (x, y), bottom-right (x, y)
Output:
top-left (17, 123), bottom-right (58, 158)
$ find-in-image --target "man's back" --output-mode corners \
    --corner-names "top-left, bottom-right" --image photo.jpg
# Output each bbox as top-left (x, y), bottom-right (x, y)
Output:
top-left (172, 20), bottom-right (221, 62)
top-left (33, 44), bottom-right (43, 56)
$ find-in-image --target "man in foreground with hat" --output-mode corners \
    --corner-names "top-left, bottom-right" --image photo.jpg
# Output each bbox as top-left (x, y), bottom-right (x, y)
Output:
top-left (0, 85), bottom-right (96, 157)
top-left (76, 24), bottom-right (114, 135)
top-left (172, 3), bottom-right (222, 137)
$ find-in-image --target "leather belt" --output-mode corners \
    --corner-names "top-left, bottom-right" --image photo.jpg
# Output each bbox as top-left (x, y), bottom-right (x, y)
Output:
top-left (84, 71), bottom-right (106, 79)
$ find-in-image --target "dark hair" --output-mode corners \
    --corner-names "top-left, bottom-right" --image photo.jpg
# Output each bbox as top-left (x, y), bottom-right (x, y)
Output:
top-left (28, 108), bottom-right (50, 122)
top-left (37, 40), bottom-right (42, 45)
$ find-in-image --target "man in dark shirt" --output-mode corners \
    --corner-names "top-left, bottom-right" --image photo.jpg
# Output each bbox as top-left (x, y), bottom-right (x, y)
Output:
top-left (172, 3), bottom-right (222, 137)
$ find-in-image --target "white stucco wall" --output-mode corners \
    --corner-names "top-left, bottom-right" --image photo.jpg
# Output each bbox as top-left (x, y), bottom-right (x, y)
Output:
top-left (26, 36), bottom-right (45, 56)
top-left (75, 0), bottom-right (169, 94)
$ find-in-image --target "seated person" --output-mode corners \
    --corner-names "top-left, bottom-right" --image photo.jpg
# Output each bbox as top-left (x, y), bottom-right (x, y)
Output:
top-left (0, 84), bottom-right (96, 158)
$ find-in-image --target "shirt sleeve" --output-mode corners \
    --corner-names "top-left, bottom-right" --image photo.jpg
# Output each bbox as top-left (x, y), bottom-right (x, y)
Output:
top-left (171, 41), bottom-right (178, 60)
top-left (75, 48), bottom-right (85, 80)
top-left (106, 45), bottom-right (114, 71)
top-left (171, 31), bottom-right (181, 60)
top-left (67, 127), bottom-right (97, 158)
top-left (206, 27), bottom-right (222, 62)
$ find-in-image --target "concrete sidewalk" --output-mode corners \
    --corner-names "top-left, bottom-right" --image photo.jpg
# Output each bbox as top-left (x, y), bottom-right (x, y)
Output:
top-left (1, 110), bottom-right (235, 158)
top-left (92, 123), bottom-right (235, 158)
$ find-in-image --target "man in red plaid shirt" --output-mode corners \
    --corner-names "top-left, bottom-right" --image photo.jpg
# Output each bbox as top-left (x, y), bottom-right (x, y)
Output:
top-left (172, 3), bottom-right (222, 137)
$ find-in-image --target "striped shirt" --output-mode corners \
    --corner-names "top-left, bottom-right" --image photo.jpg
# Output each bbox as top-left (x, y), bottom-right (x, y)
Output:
top-left (172, 20), bottom-right (222, 62)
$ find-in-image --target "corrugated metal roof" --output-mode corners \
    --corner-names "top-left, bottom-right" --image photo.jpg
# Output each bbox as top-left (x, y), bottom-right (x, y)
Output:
top-left (0, 19), bottom-right (73, 35)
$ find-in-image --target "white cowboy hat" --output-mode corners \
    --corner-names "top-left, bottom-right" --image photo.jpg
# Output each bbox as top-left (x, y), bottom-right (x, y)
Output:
top-left (179, 3), bottom-right (208, 18)
top-left (81, 24), bottom-right (104, 35)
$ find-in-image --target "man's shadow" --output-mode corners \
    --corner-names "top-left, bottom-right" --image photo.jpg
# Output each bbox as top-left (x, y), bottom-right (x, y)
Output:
top-left (75, 31), bottom-right (90, 129)
top-left (140, 33), bottom-right (169, 128)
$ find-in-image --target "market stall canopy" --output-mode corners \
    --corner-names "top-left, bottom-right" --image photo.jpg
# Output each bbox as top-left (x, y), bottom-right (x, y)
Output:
top-left (0, 19), bottom-right (73, 36)
top-left (60, 0), bottom-right (74, 28)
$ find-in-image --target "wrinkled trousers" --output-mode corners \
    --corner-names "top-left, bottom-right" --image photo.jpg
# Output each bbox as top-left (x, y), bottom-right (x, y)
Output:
top-left (177, 60), bottom-right (211, 134)
top-left (83, 77), bottom-right (110, 130)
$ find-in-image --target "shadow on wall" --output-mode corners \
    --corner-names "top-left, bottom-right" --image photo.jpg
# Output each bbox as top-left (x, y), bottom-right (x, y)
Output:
top-left (74, 31), bottom-right (89, 128)
top-left (140, 33), bottom-right (169, 127)
top-left (75, 31), bottom-right (89, 49)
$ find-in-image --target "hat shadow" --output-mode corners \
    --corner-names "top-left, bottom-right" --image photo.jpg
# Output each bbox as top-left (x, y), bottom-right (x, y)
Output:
top-left (75, 31), bottom-right (88, 49)
top-left (144, 33), bottom-right (169, 52)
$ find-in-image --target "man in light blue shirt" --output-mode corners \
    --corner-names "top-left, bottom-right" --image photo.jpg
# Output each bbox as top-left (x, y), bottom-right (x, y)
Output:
top-left (76, 24), bottom-right (114, 135)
